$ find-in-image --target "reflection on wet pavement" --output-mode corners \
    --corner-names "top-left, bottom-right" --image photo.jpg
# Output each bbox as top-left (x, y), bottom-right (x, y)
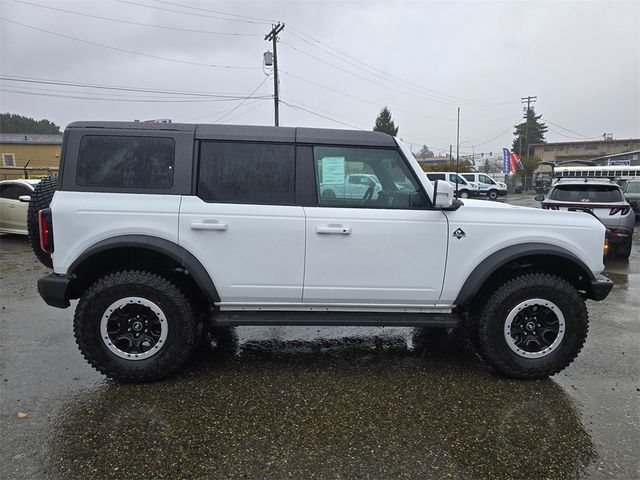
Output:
top-left (48, 328), bottom-right (595, 479)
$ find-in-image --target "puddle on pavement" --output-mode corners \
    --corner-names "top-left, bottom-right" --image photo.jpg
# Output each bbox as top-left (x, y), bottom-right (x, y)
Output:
top-left (47, 327), bottom-right (596, 479)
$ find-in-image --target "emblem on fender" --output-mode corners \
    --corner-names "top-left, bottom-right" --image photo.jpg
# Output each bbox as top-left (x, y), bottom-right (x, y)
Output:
top-left (453, 228), bottom-right (466, 239)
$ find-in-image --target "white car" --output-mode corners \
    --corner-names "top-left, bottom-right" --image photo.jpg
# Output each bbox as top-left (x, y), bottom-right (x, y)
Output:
top-left (461, 173), bottom-right (508, 200)
top-left (0, 179), bottom-right (39, 235)
top-left (33, 122), bottom-right (612, 382)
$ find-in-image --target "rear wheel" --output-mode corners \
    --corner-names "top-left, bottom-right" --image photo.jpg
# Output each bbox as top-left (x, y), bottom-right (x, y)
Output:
top-left (74, 270), bottom-right (198, 382)
top-left (457, 190), bottom-right (470, 199)
top-left (474, 273), bottom-right (588, 379)
top-left (27, 174), bottom-right (58, 268)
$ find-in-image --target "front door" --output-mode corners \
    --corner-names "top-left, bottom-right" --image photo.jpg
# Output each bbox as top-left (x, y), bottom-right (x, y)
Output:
top-left (303, 145), bottom-right (448, 307)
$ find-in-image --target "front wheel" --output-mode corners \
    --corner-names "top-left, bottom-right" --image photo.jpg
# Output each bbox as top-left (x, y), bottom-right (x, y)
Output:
top-left (74, 270), bottom-right (199, 382)
top-left (487, 189), bottom-right (499, 200)
top-left (475, 273), bottom-right (588, 379)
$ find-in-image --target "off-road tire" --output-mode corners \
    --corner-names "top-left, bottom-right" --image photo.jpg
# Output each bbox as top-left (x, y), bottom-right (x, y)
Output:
top-left (475, 273), bottom-right (588, 379)
top-left (74, 270), bottom-right (198, 382)
top-left (487, 189), bottom-right (499, 200)
top-left (27, 174), bottom-right (58, 268)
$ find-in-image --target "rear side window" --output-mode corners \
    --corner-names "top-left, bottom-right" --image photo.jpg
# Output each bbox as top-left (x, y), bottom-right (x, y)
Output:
top-left (198, 142), bottom-right (295, 204)
top-left (77, 136), bottom-right (175, 189)
top-left (0, 183), bottom-right (31, 200)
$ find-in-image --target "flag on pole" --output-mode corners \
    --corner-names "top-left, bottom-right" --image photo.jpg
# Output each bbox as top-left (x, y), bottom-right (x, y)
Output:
top-left (510, 152), bottom-right (524, 171)
top-left (502, 148), bottom-right (511, 173)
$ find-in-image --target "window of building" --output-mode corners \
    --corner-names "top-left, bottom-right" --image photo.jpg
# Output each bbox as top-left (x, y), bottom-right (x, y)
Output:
top-left (314, 146), bottom-right (424, 209)
top-left (544, 145), bottom-right (555, 152)
top-left (585, 143), bottom-right (599, 150)
top-left (77, 136), bottom-right (175, 189)
top-left (2, 153), bottom-right (16, 167)
top-left (198, 142), bottom-right (295, 205)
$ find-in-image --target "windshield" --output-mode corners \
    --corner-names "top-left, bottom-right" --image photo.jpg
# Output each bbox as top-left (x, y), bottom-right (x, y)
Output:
top-left (549, 184), bottom-right (623, 202)
top-left (626, 182), bottom-right (640, 194)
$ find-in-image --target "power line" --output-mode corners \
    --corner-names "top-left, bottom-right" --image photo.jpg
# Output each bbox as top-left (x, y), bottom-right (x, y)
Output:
top-left (281, 41), bottom-right (504, 108)
top-left (286, 26), bottom-right (518, 107)
top-left (0, 75), bottom-right (272, 99)
top-left (116, 0), bottom-right (271, 25)
top-left (213, 75), bottom-right (272, 123)
top-left (0, 87), bottom-right (270, 103)
top-left (542, 118), bottom-right (594, 139)
top-left (10, 0), bottom-right (262, 36)
top-left (280, 70), bottom-right (511, 124)
top-left (152, 0), bottom-right (275, 24)
top-left (0, 17), bottom-right (261, 70)
top-left (280, 100), bottom-right (363, 130)
top-left (224, 99), bottom-right (267, 123)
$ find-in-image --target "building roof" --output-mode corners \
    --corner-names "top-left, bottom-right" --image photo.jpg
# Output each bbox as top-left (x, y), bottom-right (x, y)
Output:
top-left (530, 138), bottom-right (639, 147)
top-left (0, 133), bottom-right (63, 144)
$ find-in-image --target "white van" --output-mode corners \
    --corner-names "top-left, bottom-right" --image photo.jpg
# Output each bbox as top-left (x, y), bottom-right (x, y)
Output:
top-left (425, 172), bottom-right (478, 198)
top-left (461, 173), bottom-right (507, 200)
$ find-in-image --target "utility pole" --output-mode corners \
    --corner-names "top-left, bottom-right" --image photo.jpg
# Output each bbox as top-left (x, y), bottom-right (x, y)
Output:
top-left (265, 23), bottom-right (285, 126)
top-left (521, 95), bottom-right (537, 157)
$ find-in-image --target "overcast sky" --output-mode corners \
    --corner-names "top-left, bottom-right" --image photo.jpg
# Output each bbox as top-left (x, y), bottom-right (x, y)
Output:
top-left (0, 0), bottom-right (638, 156)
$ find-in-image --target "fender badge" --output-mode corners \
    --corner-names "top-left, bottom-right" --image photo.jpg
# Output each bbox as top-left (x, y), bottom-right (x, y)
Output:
top-left (453, 228), bottom-right (466, 239)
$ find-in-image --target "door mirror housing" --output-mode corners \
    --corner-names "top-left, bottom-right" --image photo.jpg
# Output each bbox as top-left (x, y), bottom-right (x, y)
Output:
top-left (534, 194), bottom-right (545, 202)
top-left (18, 195), bottom-right (31, 203)
top-left (433, 180), bottom-right (455, 208)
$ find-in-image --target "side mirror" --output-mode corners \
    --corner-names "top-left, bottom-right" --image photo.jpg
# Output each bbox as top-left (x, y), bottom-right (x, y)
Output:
top-left (433, 180), bottom-right (455, 208)
top-left (18, 195), bottom-right (31, 203)
top-left (534, 194), bottom-right (545, 202)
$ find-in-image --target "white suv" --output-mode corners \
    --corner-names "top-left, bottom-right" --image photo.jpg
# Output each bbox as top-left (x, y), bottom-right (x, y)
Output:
top-left (33, 122), bottom-right (612, 382)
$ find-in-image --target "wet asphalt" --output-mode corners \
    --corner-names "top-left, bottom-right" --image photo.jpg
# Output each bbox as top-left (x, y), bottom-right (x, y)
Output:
top-left (1, 195), bottom-right (638, 479)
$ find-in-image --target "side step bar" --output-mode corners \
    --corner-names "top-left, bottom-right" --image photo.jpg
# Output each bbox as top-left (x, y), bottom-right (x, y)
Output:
top-left (212, 311), bottom-right (460, 328)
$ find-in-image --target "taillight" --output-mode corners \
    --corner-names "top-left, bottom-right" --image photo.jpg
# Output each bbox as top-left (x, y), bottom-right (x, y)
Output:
top-left (38, 208), bottom-right (53, 253)
top-left (609, 206), bottom-right (631, 216)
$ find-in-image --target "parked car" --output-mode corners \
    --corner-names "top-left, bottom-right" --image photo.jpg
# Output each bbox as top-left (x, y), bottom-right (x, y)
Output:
top-left (0, 179), bottom-right (40, 235)
top-left (536, 178), bottom-right (635, 259)
top-left (460, 173), bottom-right (507, 199)
top-left (622, 179), bottom-right (640, 219)
top-left (33, 121), bottom-right (612, 382)
top-left (425, 172), bottom-right (478, 198)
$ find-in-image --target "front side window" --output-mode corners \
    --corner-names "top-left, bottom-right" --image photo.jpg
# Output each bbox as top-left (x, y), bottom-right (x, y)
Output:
top-left (77, 136), bottom-right (174, 189)
top-left (0, 183), bottom-right (30, 200)
top-left (479, 174), bottom-right (495, 184)
top-left (450, 174), bottom-right (466, 184)
top-left (198, 142), bottom-right (295, 205)
top-left (314, 146), bottom-right (425, 208)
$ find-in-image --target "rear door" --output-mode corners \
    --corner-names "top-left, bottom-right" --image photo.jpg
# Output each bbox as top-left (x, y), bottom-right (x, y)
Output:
top-left (302, 145), bottom-right (448, 307)
top-left (179, 141), bottom-right (305, 307)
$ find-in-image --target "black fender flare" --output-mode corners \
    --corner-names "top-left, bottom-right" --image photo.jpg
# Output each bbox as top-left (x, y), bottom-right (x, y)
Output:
top-left (454, 242), bottom-right (595, 306)
top-left (68, 235), bottom-right (220, 302)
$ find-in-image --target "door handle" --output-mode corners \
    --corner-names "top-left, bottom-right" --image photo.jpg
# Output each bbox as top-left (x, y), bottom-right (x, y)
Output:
top-left (8, 204), bottom-right (16, 208)
top-left (316, 225), bottom-right (351, 235)
top-left (190, 221), bottom-right (228, 231)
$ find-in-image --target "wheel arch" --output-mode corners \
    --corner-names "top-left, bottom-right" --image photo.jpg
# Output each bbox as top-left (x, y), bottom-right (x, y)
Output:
top-left (68, 235), bottom-right (220, 303)
top-left (454, 243), bottom-right (596, 307)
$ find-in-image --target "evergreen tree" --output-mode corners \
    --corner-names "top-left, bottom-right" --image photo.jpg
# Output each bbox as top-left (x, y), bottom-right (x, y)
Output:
top-left (0, 113), bottom-right (61, 134)
top-left (417, 145), bottom-right (435, 157)
top-left (373, 107), bottom-right (399, 136)
top-left (512, 108), bottom-right (547, 156)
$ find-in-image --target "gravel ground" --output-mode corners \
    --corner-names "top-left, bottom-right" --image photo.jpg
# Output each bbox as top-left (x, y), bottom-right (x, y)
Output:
top-left (1, 195), bottom-right (638, 479)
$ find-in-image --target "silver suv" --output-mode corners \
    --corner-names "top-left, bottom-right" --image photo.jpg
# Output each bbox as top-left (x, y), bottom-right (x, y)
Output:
top-left (536, 178), bottom-right (635, 259)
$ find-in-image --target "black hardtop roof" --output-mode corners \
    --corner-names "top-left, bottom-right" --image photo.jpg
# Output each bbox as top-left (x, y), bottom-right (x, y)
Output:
top-left (66, 121), bottom-right (396, 147)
